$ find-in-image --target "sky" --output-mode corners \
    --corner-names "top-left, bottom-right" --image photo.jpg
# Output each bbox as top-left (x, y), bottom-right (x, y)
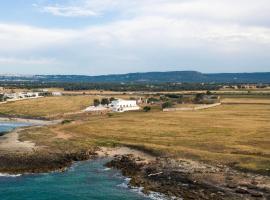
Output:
top-left (0, 0), bottom-right (270, 75)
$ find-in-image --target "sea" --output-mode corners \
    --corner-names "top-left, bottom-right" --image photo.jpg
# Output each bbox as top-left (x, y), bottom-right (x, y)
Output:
top-left (0, 122), bottom-right (168, 200)
top-left (0, 121), bottom-right (32, 136)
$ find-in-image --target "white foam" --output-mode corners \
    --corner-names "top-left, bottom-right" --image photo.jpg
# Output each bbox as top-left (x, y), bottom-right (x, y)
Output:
top-left (0, 173), bottom-right (21, 177)
top-left (102, 168), bottom-right (111, 171)
top-left (117, 179), bottom-right (182, 200)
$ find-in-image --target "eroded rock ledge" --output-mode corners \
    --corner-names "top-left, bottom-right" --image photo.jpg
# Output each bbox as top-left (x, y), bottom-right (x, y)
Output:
top-left (106, 155), bottom-right (270, 200)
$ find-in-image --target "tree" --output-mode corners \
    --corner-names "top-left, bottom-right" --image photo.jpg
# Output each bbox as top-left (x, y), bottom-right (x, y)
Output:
top-left (0, 94), bottom-right (4, 102)
top-left (206, 90), bottom-right (212, 95)
top-left (194, 93), bottom-right (205, 103)
top-left (143, 106), bottom-right (151, 112)
top-left (109, 97), bottom-right (116, 102)
top-left (93, 99), bottom-right (100, 106)
top-left (148, 97), bottom-right (159, 103)
top-left (101, 98), bottom-right (110, 105)
top-left (162, 101), bottom-right (173, 109)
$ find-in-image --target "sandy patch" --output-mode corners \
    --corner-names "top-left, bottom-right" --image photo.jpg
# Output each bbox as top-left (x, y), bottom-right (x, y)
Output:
top-left (0, 117), bottom-right (60, 125)
top-left (52, 128), bottom-right (72, 140)
top-left (97, 147), bottom-right (155, 163)
top-left (0, 128), bottom-right (35, 153)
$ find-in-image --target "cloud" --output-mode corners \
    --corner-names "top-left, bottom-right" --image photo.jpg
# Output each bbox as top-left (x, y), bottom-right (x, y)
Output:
top-left (1, 0), bottom-right (270, 74)
top-left (37, 0), bottom-right (270, 27)
top-left (0, 57), bottom-right (57, 65)
top-left (0, 23), bottom-right (76, 52)
top-left (42, 5), bottom-right (98, 17)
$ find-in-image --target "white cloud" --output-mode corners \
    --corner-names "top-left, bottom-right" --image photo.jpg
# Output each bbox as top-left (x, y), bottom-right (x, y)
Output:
top-left (1, 0), bottom-right (270, 73)
top-left (0, 57), bottom-right (57, 65)
top-left (37, 0), bottom-right (270, 26)
top-left (42, 5), bottom-right (98, 17)
top-left (0, 23), bottom-right (76, 52)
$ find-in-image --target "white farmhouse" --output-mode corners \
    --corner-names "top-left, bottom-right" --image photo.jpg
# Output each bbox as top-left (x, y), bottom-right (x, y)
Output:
top-left (52, 92), bottom-right (62, 96)
top-left (110, 99), bottom-right (140, 112)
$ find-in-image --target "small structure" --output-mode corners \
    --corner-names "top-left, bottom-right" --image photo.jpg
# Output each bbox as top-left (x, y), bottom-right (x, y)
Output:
top-left (110, 99), bottom-right (140, 112)
top-left (52, 92), bottom-right (62, 96)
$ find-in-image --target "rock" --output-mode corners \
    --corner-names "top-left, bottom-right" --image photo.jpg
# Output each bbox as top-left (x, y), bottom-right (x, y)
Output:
top-left (226, 176), bottom-right (234, 181)
top-left (246, 184), bottom-right (257, 190)
top-left (249, 191), bottom-right (263, 198)
top-left (235, 187), bottom-right (249, 194)
top-left (226, 183), bottom-right (237, 189)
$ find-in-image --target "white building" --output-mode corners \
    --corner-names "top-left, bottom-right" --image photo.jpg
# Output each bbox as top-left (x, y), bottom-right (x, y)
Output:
top-left (4, 92), bottom-right (39, 100)
top-left (52, 92), bottom-right (62, 96)
top-left (110, 99), bottom-right (140, 112)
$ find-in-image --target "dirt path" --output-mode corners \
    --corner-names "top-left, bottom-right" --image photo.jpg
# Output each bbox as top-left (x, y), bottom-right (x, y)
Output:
top-left (0, 128), bottom-right (35, 153)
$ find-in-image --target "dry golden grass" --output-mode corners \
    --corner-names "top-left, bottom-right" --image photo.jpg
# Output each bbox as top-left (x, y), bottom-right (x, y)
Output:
top-left (221, 98), bottom-right (270, 104)
top-left (0, 96), bottom-right (95, 119)
top-left (54, 104), bottom-right (270, 173)
top-left (17, 97), bottom-right (270, 173)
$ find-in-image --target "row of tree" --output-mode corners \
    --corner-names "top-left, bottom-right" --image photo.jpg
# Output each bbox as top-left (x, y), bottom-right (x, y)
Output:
top-left (0, 81), bottom-right (222, 92)
top-left (93, 97), bottom-right (116, 106)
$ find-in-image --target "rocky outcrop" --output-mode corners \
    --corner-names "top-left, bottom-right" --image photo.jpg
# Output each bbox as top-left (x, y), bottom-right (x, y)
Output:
top-left (0, 149), bottom-right (96, 174)
top-left (107, 155), bottom-right (270, 200)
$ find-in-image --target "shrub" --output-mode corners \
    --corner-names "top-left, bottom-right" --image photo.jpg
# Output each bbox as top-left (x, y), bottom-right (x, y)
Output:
top-left (101, 98), bottom-right (110, 105)
top-left (162, 101), bottom-right (173, 109)
top-left (93, 99), bottom-right (100, 106)
top-left (143, 106), bottom-right (151, 112)
top-left (61, 119), bottom-right (73, 124)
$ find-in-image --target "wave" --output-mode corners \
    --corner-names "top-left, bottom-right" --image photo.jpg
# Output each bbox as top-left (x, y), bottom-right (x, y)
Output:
top-left (117, 178), bottom-right (182, 200)
top-left (0, 173), bottom-right (21, 177)
top-left (102, 167), bottom-right (111, 171)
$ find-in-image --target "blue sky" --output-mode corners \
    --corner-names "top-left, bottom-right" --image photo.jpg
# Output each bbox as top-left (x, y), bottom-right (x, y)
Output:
top-left (0, 0), bottom-right (270, 75)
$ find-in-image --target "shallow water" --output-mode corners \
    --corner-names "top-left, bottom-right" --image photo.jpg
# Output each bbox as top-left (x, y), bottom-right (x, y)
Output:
top-left (0, 121), bottom-right (31, 136)
top-left (0, 159), bottom-right (154, 200)
top-left (0, 122), bottom-right (169, 200)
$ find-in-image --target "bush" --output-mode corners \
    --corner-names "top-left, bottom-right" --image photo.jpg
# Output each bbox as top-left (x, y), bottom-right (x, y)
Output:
top-left (109, 97), bottom-right (116, 102)
top-left (162, 101), bottom-right (173, 109)
top-left (148, 97), bottom-right (159, 103)
top-left (194, 93), bottom-right (205, 103)
top-left (101, 98), bottom-right (110, 105)
top-left (93, 99), bottom-right (100, 106)
top-left (143, 106), bottom-right (151, 112)
top-left (61, 119), bottom-right (73, 124)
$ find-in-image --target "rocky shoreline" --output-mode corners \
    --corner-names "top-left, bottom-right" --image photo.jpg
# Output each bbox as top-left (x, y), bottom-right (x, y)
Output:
top-left (1, 121), bottom-right (270, 200)
top-left (106, 154), bottom-right (270, 200)
top-left (0, 149), bottom-right (97, 174)
top-left (1, 147), bottom-right (270, 199)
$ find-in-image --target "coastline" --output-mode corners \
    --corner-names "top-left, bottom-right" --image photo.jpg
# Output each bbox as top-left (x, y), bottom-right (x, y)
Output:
top-left (0, 117), bottom-right (61, 126)
top-left (105, 151), bottom-right (270, 200)
top-left (0, 120), bottom-right (269, 199)
top-left (0, 143), bottom-right (270, 199)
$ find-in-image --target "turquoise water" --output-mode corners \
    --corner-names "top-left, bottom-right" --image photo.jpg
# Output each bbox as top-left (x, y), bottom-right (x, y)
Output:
top-left (0, 121), bottom-right (31, 136)
top-left (0, 122), bottom-right (164, 200)
top-left (0, 159), bottom-right (152, 200)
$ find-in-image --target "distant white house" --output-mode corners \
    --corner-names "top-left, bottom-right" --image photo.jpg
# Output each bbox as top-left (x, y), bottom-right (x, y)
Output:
top-left (52, 92), bottom-right (62, 96)
top-left (4, 93), bottom-right (18, 99)
top-left (110, 99), bottom-right (140, 112)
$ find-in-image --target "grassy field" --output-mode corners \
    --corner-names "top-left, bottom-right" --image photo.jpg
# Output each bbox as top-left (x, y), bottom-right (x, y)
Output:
top-left (2, 94), bottom-right (268, 173)
top-left (0, 96), bottom-right (96, 119)
top-left (19, 101), bottom-right (270, 174)
top-left (221, 98), bottom-right (270, 104)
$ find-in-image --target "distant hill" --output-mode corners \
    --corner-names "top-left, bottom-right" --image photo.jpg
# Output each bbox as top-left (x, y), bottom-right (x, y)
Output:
top-left (0, 71), bottom-right (270, 83)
